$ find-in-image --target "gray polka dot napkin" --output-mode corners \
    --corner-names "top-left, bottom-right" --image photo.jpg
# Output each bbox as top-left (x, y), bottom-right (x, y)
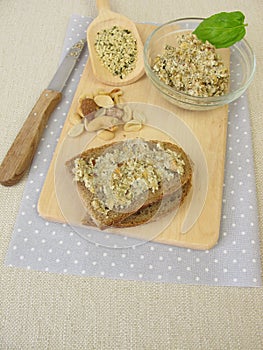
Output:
top-left (5, 15), bottom-right (262, 287)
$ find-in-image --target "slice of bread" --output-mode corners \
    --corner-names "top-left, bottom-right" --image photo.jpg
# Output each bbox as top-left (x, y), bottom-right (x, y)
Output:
top-left (112, 179), bottom-right (192, 228)
top-left (66, 138), bottom-right (192, 228)
top-left (66, 145), bottom-right (133, 228)
top-left (80, 179), bottom-right (191, 228)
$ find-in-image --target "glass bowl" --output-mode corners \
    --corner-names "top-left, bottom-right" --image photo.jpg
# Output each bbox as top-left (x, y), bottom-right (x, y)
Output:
top-left (143, 18), bottom-right (256, 110)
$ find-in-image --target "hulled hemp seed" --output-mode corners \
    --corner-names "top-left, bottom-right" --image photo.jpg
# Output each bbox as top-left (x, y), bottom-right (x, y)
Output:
top-left (95, 26), bottom-right (137, 79)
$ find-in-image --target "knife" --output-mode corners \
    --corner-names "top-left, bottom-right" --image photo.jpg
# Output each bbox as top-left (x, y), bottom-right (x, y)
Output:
top-left (0, 39), bottom-right (86, 186)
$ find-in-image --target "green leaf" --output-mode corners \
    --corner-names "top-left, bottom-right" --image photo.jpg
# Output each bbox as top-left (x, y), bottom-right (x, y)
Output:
top-left (193, 11), bottom-right (248, 48)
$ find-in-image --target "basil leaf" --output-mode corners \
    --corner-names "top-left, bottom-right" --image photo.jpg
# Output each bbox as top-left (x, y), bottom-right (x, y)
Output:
top-left (193, 11), bottom-right (248, 48)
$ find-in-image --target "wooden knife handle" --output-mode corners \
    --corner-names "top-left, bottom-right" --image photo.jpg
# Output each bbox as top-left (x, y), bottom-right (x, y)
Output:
top-left (0, 89), bottom-right (62, 186)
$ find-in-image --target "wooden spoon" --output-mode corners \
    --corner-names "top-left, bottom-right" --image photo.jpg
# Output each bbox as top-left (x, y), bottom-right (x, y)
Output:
top-left (87, 0), bottom-right (145, 86)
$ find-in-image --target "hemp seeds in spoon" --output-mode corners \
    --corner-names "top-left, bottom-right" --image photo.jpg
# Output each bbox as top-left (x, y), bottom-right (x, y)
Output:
top-left (95, 26), bottom-right (137, 79)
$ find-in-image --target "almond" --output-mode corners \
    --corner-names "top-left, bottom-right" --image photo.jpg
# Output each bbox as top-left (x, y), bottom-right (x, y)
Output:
top-left (106, 107), bottom-right (124, 118)
top-left (85, 116), bottom-right (118, 132)
top-left (68, 123), bottom-right (84, 137)
top-left (122, 105), bottom-right (132, 122)
top-left (95, 108), bottom-right (106, 118)
top-left (78, 98), bottom-right (98, 117)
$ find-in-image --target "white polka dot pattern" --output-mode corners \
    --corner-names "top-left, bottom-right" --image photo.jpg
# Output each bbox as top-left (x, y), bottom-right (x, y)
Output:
top-left (4, 15), bottom-right (262, 287)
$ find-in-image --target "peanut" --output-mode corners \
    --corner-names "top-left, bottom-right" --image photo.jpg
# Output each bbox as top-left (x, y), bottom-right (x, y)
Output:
top-left (123, 120), bottom-right (142, 132)
top-left (94, 94), bottom-right (114, 108)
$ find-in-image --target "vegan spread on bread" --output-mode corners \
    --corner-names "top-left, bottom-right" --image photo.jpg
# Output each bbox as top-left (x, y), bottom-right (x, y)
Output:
top-left (66, 138), bottom-right (192, 229)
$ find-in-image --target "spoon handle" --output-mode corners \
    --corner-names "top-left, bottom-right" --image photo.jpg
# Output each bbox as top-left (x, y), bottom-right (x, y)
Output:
top-left (96, 0), bottom-right (111, 12)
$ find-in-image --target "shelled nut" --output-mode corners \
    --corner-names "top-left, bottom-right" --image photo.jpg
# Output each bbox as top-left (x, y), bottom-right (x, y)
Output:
top-left (78, 97), bottom-right (98, 117)
top-left (68, 123), bottom-right (84, 137)
top-left (97, 129), bottom-right (115, 141)
top-left (85, 116), bottom-right (119, 132)
top-left (123, 120), bottom-right (142, 132)
top-left (94, 94), bottom-right (114, 108)
top-left (69, 112), bottom-right (82, 125)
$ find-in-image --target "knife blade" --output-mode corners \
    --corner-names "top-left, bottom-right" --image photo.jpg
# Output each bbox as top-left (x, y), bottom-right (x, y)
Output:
top-left (0, 39), bottom-right (86, 186)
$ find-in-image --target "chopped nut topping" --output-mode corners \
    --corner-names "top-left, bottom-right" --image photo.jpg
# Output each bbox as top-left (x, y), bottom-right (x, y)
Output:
top-left (95, 26), bottom-right (137, 79)
top-left (152, 33), bottom-right (229, 97)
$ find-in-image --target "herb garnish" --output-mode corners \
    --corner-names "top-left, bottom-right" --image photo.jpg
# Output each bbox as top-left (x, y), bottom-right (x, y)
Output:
top-left (193, 11), bottom-right (248, 48)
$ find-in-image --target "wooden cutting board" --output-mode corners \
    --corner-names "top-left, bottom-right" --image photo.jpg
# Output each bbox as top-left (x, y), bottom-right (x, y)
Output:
top-left (38, 23), bottom-right (229, 250)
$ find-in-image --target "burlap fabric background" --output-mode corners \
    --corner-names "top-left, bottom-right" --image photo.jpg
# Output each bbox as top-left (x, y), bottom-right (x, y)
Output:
top-left (0, 1), bottom-right (262, 349)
